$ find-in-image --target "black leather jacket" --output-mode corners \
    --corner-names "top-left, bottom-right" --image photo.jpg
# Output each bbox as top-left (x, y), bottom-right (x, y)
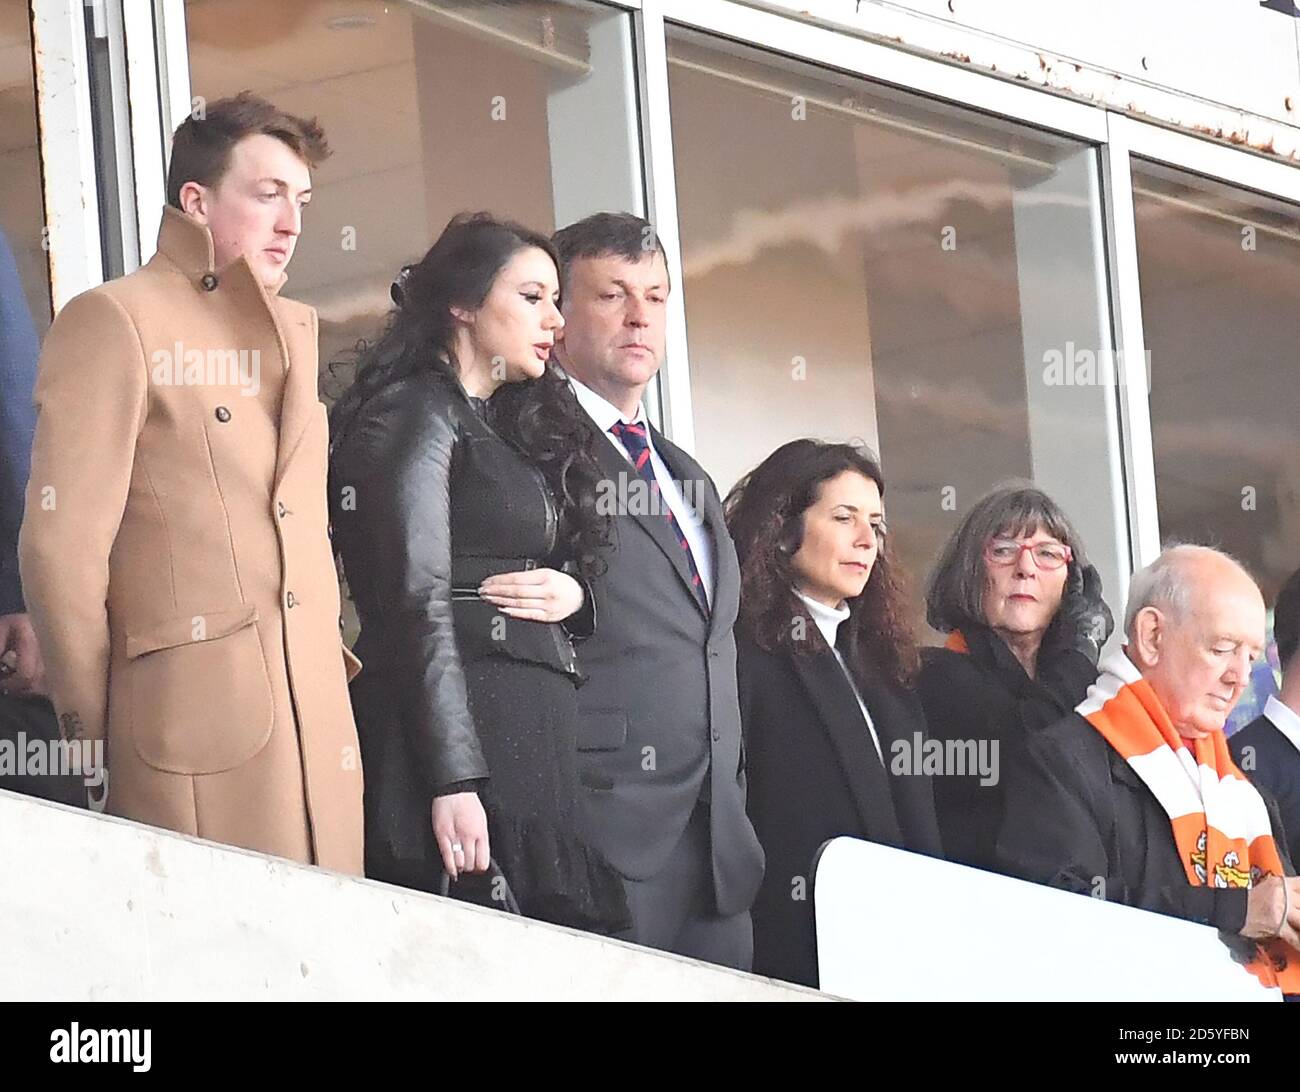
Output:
top-left (329, 367), bottom-right (585, 797)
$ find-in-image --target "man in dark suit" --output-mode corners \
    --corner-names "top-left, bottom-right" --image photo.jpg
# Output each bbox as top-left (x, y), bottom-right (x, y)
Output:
top-left (548, 212), bottom-right (764, 970)
top-left (997, 546), bottom-right (1300, 982)
top-left (1231, 565), bottom-right (1300, 867)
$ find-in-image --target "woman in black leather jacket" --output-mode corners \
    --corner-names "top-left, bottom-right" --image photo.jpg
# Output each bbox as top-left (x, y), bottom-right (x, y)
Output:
top-left (328, 213), bottom-right (627, 931)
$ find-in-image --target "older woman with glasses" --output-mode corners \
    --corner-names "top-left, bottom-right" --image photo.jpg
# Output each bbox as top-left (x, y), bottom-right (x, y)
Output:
top-left (917, 484), bottom-right (1114, 872)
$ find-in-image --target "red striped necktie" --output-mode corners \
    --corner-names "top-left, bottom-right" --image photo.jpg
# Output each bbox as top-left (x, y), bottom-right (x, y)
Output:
top-left (609, 420), bottom-right (708, 612)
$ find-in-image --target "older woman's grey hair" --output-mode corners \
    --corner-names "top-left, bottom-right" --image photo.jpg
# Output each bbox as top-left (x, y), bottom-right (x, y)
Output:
top-left (926, 483), bottom-right (1089, 633)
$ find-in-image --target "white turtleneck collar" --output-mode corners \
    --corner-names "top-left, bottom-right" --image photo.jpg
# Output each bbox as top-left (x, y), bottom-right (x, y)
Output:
top-left (792, 589), bottom-right (882, 764)
top-left (794, 590), bottom-right (850, 651)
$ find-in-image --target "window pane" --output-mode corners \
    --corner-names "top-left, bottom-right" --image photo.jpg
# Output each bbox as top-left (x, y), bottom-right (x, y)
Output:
top-left (0, 3), bottom-right (51, 333)
top-left (1134, 161), bottom-right (1300, 603)
top-left (182, 0), bottom-right (642, 381)
top-left (1133, 162), bottom-right (1300, 729)
top-left (666, 29), bottom-right (1125, 631)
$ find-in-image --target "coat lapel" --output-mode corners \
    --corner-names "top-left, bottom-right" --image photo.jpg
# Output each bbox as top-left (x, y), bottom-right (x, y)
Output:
top-left (788, 650), bottom-right (904, 844)
top-left (854, 666), bottom-right (944, 854)
top-left (269, 302), bottom-right (318, 490)
top-left (215, 259), bottom-right (316, 492)
top-left (152, 207), bottom-right (318, 493)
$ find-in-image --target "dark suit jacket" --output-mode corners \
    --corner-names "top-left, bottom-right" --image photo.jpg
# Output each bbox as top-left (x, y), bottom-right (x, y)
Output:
top-left (0, 227), bottom-right (40, 615)
top-left (997, 711), bottom-right (1294, 935)
top-left (572, 409), bottom-right (764, 918)
top-left (1231, 711), bottom-right (1300, 868)
top-left (738, 631), bottom-right (942, 987)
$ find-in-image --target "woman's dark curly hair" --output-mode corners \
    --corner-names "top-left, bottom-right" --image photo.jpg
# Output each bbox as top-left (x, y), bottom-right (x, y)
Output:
top-left (489, 367), bottom-right (609, 579)
top-left (328, 211), bottom-right (609, 577)
top-left (724, 439), bottom-right (919, 689)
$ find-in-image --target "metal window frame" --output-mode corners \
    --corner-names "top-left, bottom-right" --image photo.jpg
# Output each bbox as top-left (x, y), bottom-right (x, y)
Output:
top-left (121, 0), bottom-right (170, 264)
top-left (1100, 118), bottom-right (1160, 588)
top-left (1102, 114), bottom-right (1300, 572)
top-left (30, 0), bottom-right (104, 309)
top-left (153, 0), bottom-right (193, 144)
top-left (63, 0), bottom-right (1300, 579)
top-left (634, 1), bottom-right (691, 446)
top-left (638, 0), bottom-right (1113, 459)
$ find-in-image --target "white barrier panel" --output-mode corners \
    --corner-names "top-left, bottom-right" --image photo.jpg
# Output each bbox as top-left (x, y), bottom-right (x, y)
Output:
top-left (0, 790), bottom-right (823, 1001)
top-left (814, 837), bottom-right (1281, 1002)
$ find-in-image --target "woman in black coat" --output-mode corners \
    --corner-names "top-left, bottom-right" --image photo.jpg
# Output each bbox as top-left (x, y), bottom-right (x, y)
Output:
top-left (916, 484), bottom-right (1113, 874)
top-left (328, 213), bottom-right (627, 932)
top-left (725, 440), bottom-right (942, 989)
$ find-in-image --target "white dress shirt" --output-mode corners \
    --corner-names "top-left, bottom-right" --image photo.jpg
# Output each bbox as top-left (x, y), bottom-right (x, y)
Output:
top-left (568, 375), bottom-right (714, 606)
top-left (1263, 694), bottom-right (1300, 758)
top-left (794, 590), bottom-right (884, 765)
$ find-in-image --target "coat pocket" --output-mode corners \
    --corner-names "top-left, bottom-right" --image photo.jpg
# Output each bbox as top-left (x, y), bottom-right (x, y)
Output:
top-left (126, 605), bottom-right (275, 775)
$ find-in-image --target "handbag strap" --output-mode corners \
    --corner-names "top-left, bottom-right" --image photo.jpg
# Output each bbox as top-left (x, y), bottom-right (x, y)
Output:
top-left (437, 857), bottom-right (522, 916)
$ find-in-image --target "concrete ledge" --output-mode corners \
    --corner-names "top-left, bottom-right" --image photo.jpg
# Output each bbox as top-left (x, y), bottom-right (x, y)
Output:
top-left (0, 789), bottom-right (824, 1000)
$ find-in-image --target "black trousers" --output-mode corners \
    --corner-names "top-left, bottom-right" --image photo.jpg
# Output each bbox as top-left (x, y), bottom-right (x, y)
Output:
top-left (0, 694), bottom-right (88, 808)
top-left (612, 799), bottom-right (753, 973)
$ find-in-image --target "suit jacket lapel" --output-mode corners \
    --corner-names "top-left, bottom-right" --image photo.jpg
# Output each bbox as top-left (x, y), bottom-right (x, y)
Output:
top-left (789, 650), bottom-right (903, 844)
top-left (585, 412), bottom-right (707, 618)
top-left (650, 426), bottom-right (736, 627)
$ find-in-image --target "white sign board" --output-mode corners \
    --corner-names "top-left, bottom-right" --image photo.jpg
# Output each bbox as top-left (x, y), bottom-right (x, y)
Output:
top-left (815, 836), bottom-right (1282, 1001)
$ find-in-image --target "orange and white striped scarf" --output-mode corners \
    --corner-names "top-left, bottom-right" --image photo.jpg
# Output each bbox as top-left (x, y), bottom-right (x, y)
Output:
top-left (1078, 651), bottom-right (1300, 992)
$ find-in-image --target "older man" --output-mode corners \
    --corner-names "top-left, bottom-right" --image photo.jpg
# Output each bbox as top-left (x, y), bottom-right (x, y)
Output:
top-left (997, 545), bottom-right (1300, 991)
top-left (19, 93), bottom-right (362, 871)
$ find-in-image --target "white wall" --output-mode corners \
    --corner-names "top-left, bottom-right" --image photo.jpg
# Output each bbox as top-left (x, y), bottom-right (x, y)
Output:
top-left (816, 837), bottom-right (1281, 1001)
top-left (0, 790), bottom-right (821, 1001)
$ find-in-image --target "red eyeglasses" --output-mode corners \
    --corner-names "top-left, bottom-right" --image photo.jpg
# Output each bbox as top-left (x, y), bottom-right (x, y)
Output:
top-left (984, 538), bottom-right (1073, 571)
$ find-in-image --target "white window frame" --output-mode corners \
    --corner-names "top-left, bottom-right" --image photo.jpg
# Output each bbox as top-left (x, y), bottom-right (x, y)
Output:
top-left (636, 0), bottom-right (1300, 604)
top-left (30, 0), bottom-right (104, 309)
top-left (1103, 114), bottom-right (1300, 571)
top-left (49, 0), bottom-right (1300, 594)
top-left (639, 0), bottom-right (1111, 463)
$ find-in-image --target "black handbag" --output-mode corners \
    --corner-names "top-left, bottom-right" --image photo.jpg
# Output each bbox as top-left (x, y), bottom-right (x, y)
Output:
top-left (437, 857), bottom-right (522, 916)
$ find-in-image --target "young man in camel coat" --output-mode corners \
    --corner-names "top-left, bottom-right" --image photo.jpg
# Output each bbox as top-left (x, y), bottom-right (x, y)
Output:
top-left (19, 93), bottom-right (363, 872)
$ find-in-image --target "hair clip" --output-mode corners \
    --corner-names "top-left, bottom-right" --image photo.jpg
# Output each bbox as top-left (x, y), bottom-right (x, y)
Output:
top-left (390, 264), bottom-right (413, 307)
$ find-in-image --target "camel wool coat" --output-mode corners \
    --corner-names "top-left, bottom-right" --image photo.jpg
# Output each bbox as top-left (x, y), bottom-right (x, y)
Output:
top-left (18, 207), bottom-right (363, 873)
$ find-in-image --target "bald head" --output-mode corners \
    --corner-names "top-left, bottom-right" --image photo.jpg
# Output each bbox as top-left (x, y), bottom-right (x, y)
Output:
top-left (1125, 545), bottom-right (1265, 738)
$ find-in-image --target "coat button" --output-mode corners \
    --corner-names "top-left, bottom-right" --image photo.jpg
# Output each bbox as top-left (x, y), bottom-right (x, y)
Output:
top-left (277, 501), bottom-right (287, 518)
top-left (286, 591), bottom-right (297, 608)
top-left (215, 406), bottom-right (231, 423)
top-left (200, 272), bottom-right (219, 291)
top-left (712, 729), bottom-right (721, 741)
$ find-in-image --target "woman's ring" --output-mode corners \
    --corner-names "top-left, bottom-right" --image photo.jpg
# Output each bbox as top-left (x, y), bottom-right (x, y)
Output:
top-left (451, 842), bottom-right (463, 854)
